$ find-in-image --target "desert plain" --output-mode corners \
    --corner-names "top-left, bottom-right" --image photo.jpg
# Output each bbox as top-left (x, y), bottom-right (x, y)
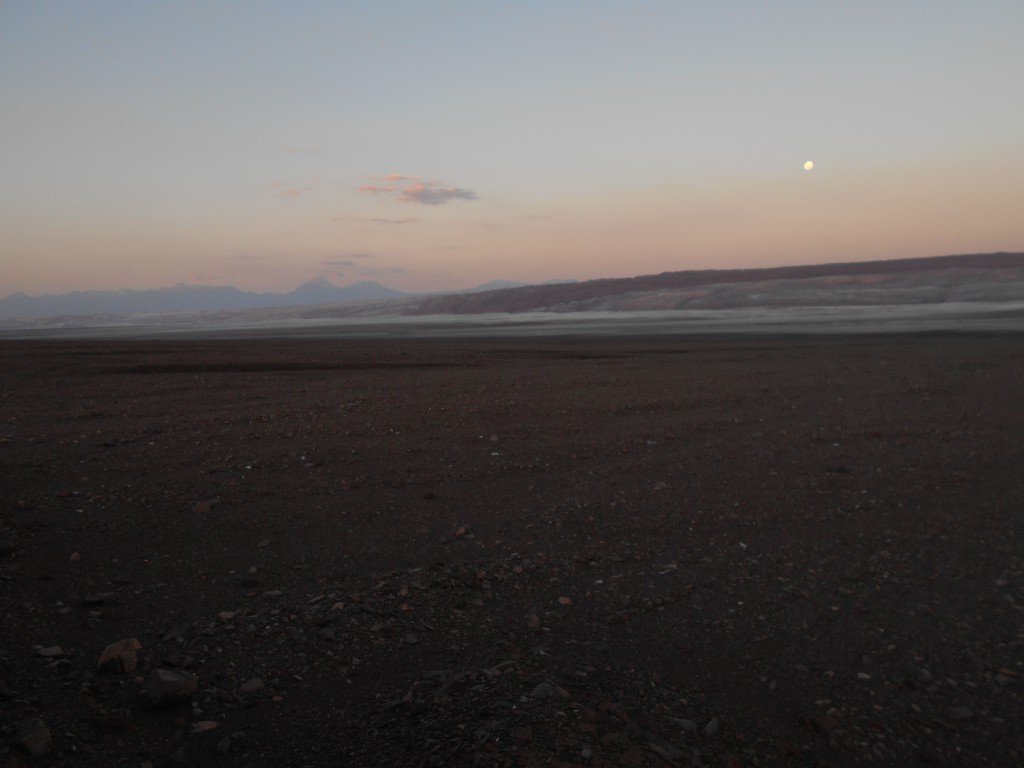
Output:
top-left (1, 331), bottom-right (1022, 767)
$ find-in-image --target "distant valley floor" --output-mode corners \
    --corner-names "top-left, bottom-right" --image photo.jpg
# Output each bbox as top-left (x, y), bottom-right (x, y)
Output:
top-left (3, 300), bottom-right (1024, 340)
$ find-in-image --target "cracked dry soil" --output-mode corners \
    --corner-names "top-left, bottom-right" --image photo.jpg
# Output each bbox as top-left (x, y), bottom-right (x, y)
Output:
top-left (1, 334), bottom-right (1022, 767)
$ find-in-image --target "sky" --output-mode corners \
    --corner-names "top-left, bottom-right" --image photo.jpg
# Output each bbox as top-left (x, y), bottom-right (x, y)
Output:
top-left (2, 1), bottom-right (1023, 296)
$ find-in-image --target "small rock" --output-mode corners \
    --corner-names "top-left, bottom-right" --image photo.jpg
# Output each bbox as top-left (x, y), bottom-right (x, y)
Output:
top-left (97, 638), bottom-right (142, 673)
top-left (69, 552), bottom-right (81, 561)
top-left (35, 645), bottom-right (64, 658)
top-left (16, 718), bottom-right (52, 756)
top-left (189, 720), bottom-right (218, 734)
top-left (945, 705), bottom-right (973, 722)
top-left (525, 613), bottom-right (542, 631)
top-left (558, 596), bottom-right (573, 606)
top-left (704, 717), bottom-right (719, 737)
top-left (256, 539), bottom-right (270, 548)
top-left (260, 589), bottom-right (283, 599)
top-left (239, 677), bottom-right (264, 693)
top-left (46, 658), bottom-right (72, 673)
top-left (217, 731), bottom-right (247, 755)
top-left (147, 669), bottom-right (199, 707)
top-left (164, 749), bottom-right (190, 767)
top-left (648, 742), bottom-right (683, 763)
top-left (803, 712), bottom-right (840, 735)
top-left (670, 717), bottom-right (698, 733)
top-left (530, 682), bottom-right (555, 699)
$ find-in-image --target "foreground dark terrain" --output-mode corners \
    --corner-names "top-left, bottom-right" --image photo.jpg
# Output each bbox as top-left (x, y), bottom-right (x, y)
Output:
top-left (1, 334), bottom-right (1022, 767)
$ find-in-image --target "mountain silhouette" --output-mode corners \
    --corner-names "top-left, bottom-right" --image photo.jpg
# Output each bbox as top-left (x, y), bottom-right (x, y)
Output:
top-left (0, 279), bottom-right (408, 319)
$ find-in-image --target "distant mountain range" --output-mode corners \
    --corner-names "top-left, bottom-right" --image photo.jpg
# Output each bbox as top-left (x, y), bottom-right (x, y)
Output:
top-left (398, 252), bottom-right (1024, 315)
top-left (0, 276), bottom-right (587, 320)
top-left (469, 279), bottom-right (579, 292)
top-left (2, 253), bottom-right (1023, 328)
top-left (0, 278), bottom-right (410, 319)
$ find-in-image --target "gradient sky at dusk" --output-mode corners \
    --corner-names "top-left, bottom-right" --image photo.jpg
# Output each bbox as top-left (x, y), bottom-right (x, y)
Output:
top-left (2, 1), bottom-right (1023, 295)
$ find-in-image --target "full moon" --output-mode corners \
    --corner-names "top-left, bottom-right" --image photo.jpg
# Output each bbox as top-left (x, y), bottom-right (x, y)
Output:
top-left (804, 160), bottom-right (814, 171)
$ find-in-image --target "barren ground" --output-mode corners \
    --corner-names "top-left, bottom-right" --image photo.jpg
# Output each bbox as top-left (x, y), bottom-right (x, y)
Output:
top-left (1, 334), bottom-right (1022, 767)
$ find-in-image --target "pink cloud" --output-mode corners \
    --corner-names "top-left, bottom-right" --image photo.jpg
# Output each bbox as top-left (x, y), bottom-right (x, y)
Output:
top-left (271, 181), bottom-right (301, 199)
top-left (400, 182), bottom-right (476, 205)
top-left (358, 175), bottom-right (478, 206)
top-left (335, 216), bottom-right (420, 225)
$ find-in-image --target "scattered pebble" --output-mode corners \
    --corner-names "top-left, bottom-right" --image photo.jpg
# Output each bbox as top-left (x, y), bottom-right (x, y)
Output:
top-left (240, 677), bottom-right (265, 693)
top-left (945, 705), bottom-right (974, 722)
top-left (530, 682), bottom-right (555, 699)
top-left (97, 638), bottom-right (142, 673)
top-left (16, 718), bottom-right (52, 757)
top-left (147, 669), bottom-right (199, 708)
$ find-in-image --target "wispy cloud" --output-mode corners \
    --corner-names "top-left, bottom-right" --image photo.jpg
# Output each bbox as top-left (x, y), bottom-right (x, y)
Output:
top-left (334, 216), bottom-right (420, 226)
top-left (358, 175), bottom-right (478, 206)
top-left (270, 181), bottom-right (301, 199)
top-left (321, 252), bottom-right (374, 268)
top-left (402, 182), bottom-right (477, 205)
top-left (323, 253), bottom-right (375, 267)
top-left (270, 177), bottom-right (321, 200)
top-left (355, 266), bottom-right (410, 277)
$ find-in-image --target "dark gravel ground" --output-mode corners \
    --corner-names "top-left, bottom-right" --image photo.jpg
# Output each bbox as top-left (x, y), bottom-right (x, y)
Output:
top-left (1, 333), bottom-right (1022, 767)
